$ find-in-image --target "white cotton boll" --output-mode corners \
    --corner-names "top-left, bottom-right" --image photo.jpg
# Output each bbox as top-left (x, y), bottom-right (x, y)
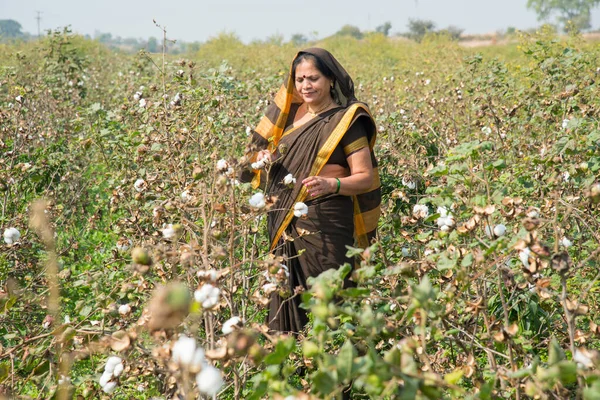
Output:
top-left (105, 356), bottom-right (123, 374)
top-left (195, 284), bottom-right (220, 308)
top-left (481, 126), bottom-right (492, 136)
top-left (216, 159), bottom-right (229, 172)
top-left (440, 225), bottom-right (450, 232)
top-left (560, 237), bottom-right (573, 248)
top-left (437, 206), bottom-right (448, 218)
top-left (222, 316), bottom-right (242, 334)
top-left (424, 79), bottom-right (431, 85)
top-left (563, 171), bottom-right (570, 182)
top-left (64, 315), bottom-right (71, 324)
top-left (402, 177), bottom-right (416, 190)
top-left (133, 91), bottom-right (142, 101)
top-left (562, 119), bottom-right (570, 129)
top-left (161, 224), bottom-right (177, 239)
top-left (172, 335), bottom-right (198, 366)
top-left (249, 192), bottom-right (266, 209)
top-left (194, 284), bottom-right (214, 303)
top-left (574, 349), bottom-right (594, 369)
top-left (493, 224), bottom-right (507, 237)
top-left (293, 202), bottom-right (308, 218)
top-left (139, 98), bottom-right (147, 108)
top-left (181, 190), bottom-right (191, 202)
top-left (246, 126), bottom-right (252, 135)
top-left (202, 294), bottom-right (219, 309)
top-left (197, 269), bottom-right (218, 282)
top-left (3, 227), bottom-right (21, 244)
top-left (99, 370), bottom-right (113, 387)
top-left (251, 158), bottom-right (266, 170)
top-left (118, 304), bottom-right (131, 315)
top-left (262, 283), bottom-right (277, 294)
top-left (519, 248), bottom-right (531, 268)
top-left (112, 362), bottom-right (124, 377)
top-left (133, 178), bottom-right (146, 192)
top-left (196, 365), bottom-right (224, 397)
top-left (412, 204), bottom-right (429, 219)
top-left (102, 381), bottom-right (118, 394)
top-left (283, 174), bottom-right (296, 185)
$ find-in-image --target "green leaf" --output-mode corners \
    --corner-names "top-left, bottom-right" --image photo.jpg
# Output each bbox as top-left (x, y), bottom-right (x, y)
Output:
top-left (263, 337), bottom-right (296, 365)
top-left (444, 368), bottom-right (464, 385)
top-left (312, 370), bottom-right (336, 395)
top-left (337, 340), bottom-right (356, 383)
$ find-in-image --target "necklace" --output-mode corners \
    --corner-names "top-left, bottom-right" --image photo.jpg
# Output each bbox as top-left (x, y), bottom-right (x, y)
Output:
top-left (306, 100), bottom-right (334, 116)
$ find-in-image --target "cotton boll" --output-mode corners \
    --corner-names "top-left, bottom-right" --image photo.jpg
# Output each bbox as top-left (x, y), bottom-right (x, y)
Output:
top-left (105, 356), bottom-right (122, 374)
top-left (222, 316), bottom-right (242, 334)
top-left (3, 227), bottom-right (20, 244)
top-left (493, 224), bottom-right (507, 237)
top-left (283, 174), bottom-right (296, 185)
top-left (293, 202), bottom-right (308, 218)
top-left (172, 335), bottom-right (198, 366)
top-left (519, 248), bottom-right (531, 268)
top-left (112, 362), bottom-right (124, 377)
top-left (249, 192), bottom-right (266, 209)
top-left (216, 159), bottom-right (229, 172)
top-left (560, 237), bottom-right (573, 248)
top-left (99, 370), bottom-right (113, 388)
top-left (133, 178), bottom-right (146, 192)
top-left (118, 304), bottom-right (131, 315)
top-left (412, 204), bottom-right (429, 219)
top-left (196, 365), bottom-right (224, 397)
top-left (102, 381), bottom-right (118, 394)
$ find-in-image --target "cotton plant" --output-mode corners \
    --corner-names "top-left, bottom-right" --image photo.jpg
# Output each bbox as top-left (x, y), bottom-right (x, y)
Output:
top-left (412, 204), bottom-right (429, 219)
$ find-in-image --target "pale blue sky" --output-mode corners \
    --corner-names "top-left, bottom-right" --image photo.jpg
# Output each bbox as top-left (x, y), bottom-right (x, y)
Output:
top-left (3, 0), bottom-right (600, 42)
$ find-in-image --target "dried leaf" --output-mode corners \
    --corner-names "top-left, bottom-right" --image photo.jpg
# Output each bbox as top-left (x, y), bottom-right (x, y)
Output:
top-left (110, 330), bottom-right (131, 352)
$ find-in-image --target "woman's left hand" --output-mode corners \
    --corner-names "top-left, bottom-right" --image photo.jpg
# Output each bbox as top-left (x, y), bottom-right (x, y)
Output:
top-left (302, 176), bottom-right (336, 197)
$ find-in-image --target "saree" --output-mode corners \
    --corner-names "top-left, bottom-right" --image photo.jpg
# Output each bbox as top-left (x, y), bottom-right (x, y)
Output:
top-left (242, 48), bottom-right (381, 333)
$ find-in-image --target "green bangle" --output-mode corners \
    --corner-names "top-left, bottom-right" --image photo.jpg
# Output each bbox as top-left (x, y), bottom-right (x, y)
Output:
top-left (335, 178), bottom-right (341, 194)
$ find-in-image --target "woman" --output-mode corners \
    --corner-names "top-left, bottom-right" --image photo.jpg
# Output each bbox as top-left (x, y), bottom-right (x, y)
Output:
top-left (243, 48), bottom-right (381, 334)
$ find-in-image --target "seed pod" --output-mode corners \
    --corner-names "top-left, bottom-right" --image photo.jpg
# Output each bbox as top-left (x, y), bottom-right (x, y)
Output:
top-left (132, 247), bottom-right (152, 266)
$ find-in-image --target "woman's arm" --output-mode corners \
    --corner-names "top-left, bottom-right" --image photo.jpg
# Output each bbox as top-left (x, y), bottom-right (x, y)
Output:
top-left (303, 147), bottom-right (373, 197)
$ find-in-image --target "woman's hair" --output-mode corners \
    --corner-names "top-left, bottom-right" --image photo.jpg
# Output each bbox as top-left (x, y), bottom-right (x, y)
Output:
top-left (291, 53), bottom-right (336, 83)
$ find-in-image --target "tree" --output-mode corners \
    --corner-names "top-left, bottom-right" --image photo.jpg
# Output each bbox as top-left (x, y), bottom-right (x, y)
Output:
top-left (290, 33), bottom-right (308, 46)
top-left (0, 19), bottom-right (24, 38)
top-left (406, 19), bottom-right (436, 42)
top-left (526, 0), bottom-right (600, 31)
top-left (375, 22), bottom-right (392, 36)
top-left (147, 37), bottom-right (159, 53)
top-left (335, 25), bottom-right (363, 39)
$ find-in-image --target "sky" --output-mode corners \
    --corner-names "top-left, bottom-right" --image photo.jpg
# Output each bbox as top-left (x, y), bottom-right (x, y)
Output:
top-left (3, 0), bottom-right (600, 43)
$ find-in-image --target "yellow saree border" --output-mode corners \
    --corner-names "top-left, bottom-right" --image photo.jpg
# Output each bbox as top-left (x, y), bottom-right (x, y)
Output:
top-left (270, 103), bottom-right (371, 251)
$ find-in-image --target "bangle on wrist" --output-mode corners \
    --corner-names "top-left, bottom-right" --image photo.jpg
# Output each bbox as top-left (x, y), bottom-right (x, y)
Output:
top-left (335, 178), bottom-right (341, 194)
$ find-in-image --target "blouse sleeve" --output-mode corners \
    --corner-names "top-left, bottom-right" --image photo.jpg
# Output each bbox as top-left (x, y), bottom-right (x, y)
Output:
top-left (340, 117), bottom-right (369, 157)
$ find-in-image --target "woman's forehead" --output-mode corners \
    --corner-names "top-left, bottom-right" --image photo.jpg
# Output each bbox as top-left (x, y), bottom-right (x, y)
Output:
top-left (295, 59), bottom-right (320, 75)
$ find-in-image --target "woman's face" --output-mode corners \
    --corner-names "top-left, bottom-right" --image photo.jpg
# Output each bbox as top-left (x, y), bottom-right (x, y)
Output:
top-left (294, 59), bottom-right (333, 106)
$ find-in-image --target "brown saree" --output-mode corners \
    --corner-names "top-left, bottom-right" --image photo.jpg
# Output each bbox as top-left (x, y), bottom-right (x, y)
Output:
top-left (242, 48), bottom-right (381, 333)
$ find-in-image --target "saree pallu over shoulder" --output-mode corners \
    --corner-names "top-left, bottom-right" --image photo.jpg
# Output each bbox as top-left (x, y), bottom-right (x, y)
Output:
top-left (268, 103), bottom-right (381, 252)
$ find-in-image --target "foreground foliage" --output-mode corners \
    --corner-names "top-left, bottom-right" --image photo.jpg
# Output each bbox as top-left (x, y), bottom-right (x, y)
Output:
top-left (1, 27), bottom-right (600, 399)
